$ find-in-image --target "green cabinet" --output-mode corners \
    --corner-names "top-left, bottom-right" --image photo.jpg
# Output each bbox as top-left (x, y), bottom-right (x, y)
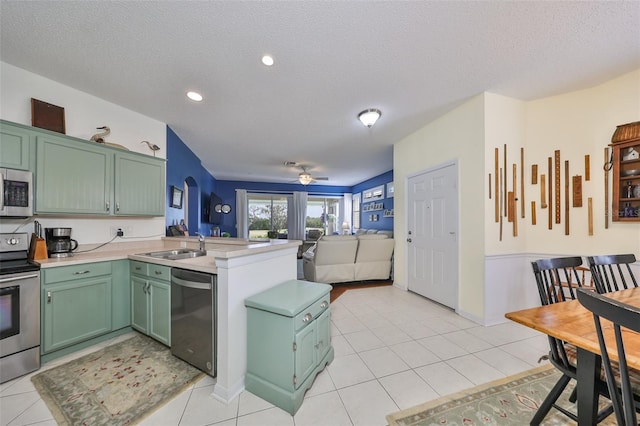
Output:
top-left (130, 261), bottom-right (171, 346)
top-left (42, 262), bottom-right (113, 354)
top-left (114, 152), bottom-right (165, 216)
top-left (36, 132), bottom-right (113, 214)
top-left (0, 120), bottom-right (35, 170)
top-left (111, 259), bottom-right (131, 330)
top-left (245, 280), bottom-right (334, 415)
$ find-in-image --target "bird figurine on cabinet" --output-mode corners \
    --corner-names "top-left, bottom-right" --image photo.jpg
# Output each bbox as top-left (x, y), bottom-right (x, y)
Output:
top-left (141, 140), bottom-right (160, 156)
top-left (90, 126), bottom-right (110, 143)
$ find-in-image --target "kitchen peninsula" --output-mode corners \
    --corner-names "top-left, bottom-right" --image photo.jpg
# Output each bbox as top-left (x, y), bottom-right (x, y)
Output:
top-left (38, 236), bottom-right (301, 403)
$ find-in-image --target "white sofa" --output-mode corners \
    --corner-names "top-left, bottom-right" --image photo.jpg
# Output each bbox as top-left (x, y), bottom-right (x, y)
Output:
top-left (302, 234), bottom-right (395, 284)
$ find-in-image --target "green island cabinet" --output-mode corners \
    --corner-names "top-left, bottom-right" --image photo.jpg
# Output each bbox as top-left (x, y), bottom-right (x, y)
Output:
top-left (0, 121), bottom-right (35, 170)
top-left (28, 123), bottom-right (165, 216)
top-left (41, 260), bottom-right (130, 355)
top-left (130, 260), bottom-right (171, 346)
top-left (244, 280), bottom-right (334, 415)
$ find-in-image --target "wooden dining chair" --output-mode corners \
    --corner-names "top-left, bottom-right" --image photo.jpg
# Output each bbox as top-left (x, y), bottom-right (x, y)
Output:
top-left (577, 288), bottom-right (640, 425)
top-left (531, 257), bottom-right (612, 424)
top-left (587, 254), bottom-right (638, 294)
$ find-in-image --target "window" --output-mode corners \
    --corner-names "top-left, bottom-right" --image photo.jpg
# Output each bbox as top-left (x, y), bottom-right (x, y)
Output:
top-left (248, 194), bottom-right (288, 239)
top-left (352, 193), bottom-right (361, 230)
top-left (306, 196), bottom-right (341, 238)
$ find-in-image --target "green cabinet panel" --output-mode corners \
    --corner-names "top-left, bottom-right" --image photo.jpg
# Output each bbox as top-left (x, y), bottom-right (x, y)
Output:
top-left (42, 276), bottom-right (112, 353)
top-left (245, 280), bottom-right (334, 415)
top-left (111, 259), bottom-right (131, 330)
top-left (130, 261), bottom-right (171, 346)
top-left (115, 153), bottom-right (165, 216)
top-left (35, 133), bottom-right (112, 214)
top-left (0, 121), bottom-right (34, 170)
top-left (131, 275), bottom-right (149, 332)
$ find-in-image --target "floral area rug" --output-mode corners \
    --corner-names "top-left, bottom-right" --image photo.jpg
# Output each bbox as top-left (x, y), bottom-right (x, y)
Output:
top-left (387, 365), bottom-right (614, 426)
top-left (31, 334), bottom-right (204, 426)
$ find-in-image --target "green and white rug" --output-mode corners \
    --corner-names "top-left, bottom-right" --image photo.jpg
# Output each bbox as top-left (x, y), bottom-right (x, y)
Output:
top-left (32, 334), bottom-right (204, 426)
top-left (387, 365), bottom-right (601, 426)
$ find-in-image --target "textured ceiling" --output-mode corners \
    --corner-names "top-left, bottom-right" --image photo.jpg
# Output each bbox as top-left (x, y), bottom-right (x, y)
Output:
top-left (1, 1), bottom-right (639, 186)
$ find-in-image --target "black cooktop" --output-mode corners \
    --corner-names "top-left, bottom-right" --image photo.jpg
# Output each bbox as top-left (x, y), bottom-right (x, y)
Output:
top-left (0, 258), bottom-right (41, 275)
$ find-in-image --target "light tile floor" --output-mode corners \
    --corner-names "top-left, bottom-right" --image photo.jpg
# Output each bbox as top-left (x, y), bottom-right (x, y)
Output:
top-left (1, 285), bottom-right (550, 426)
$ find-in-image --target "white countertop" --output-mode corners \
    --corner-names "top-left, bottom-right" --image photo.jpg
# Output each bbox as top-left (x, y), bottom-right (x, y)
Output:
top-left (36, 237), bottom-right (301, 274)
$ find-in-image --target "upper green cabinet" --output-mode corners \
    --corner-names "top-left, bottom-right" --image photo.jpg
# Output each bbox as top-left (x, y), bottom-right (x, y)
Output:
top-left (28, 122), bottom-right (165, 216)
top-left (0, 121), bottom-right (35, 170)
top-left (114, 152), bottom-right (165, 216)
top-left (36, 133), bottom-right (113, 214)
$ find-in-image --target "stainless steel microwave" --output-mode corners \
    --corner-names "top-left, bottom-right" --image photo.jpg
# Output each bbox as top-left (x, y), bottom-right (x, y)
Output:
top-left (0, 168), bottom-right (33, 217)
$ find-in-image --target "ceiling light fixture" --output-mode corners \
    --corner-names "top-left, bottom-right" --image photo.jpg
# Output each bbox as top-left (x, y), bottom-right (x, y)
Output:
top-left (298, 173), bottom-right (313, 185)
top-left (261, 55), bottom-right (274, 66)
top-left (358, 108), bottom-right (382, 128)
top-left (187, 91), bottom-right (203, 102)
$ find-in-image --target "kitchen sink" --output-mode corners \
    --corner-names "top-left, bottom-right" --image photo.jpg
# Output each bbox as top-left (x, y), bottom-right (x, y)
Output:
top-left (141, 248), bottom-right (207, 260)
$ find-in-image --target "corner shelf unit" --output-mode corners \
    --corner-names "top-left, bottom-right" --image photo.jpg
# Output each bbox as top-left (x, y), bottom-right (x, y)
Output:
top-left (611, 121), bottom-right (640, 222)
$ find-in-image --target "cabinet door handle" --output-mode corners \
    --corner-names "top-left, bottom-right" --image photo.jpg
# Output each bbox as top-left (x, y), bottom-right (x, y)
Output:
top-left (302, 313), bottom-right (313, 323)
top-left (116, 203), bottom-right (120, 212)
top-left (47, 291), bottom-right (51, 304)
top-left (73, 270), bottom-right (91, 275)
top-left (135, 266), bottom-right (141, 271)
top-left (145, 282), bottom-right (151, 293)
top-left (320, 301), bottom-right (328, 309)
top-left (315, 340), bottom-right (324, 349)
top-left (155, 271), bottom-right (162, 275)
top-left (106, 202), bottom-right (110, 212)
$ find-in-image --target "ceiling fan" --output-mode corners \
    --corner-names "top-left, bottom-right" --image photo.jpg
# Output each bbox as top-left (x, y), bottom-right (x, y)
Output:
top-left (284, 161), bottom-right (329, 185)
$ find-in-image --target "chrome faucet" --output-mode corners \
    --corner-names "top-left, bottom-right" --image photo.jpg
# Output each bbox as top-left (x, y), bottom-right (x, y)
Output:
top-left (197, 233), bottom-right (206, 252)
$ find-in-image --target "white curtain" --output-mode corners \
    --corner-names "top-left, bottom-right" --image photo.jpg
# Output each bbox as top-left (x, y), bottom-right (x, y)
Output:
top-left (288, 191), bottom-right (308, 241)
top-left (235, 189), bottom-right (248, 239)
top-left (342, 193), bottom-right (353, 234)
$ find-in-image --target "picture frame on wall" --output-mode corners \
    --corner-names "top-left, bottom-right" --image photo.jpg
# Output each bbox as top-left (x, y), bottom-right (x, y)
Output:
top-left (171, 186), bottom-right (183, 209)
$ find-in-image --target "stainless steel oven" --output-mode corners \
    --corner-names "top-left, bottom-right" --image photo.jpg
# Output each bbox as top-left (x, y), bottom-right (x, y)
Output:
top-left (0, 233), bottom-right (41, 383)
top-left (1, 168), bottom-right (33, 217)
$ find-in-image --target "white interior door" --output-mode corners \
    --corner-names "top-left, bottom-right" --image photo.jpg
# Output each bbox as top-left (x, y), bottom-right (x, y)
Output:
top-left (407, 162), bottom-right (459, 309)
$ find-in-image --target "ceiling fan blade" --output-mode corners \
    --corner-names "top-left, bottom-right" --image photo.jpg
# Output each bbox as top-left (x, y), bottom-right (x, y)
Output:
top-left (313, 177), bottom-right (329, 181)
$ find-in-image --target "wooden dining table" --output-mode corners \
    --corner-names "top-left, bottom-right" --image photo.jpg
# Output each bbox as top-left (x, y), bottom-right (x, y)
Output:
top-left (505, 287), bottom-right (640, 425)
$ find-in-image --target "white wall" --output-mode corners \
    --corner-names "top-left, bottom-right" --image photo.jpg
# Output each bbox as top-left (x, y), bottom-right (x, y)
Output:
top-left (0, 62), bottom-right (167, 245)
top-left (394, 93), bottom-right (486, 320)
top-left (394, 69), bottom-right (640, 325)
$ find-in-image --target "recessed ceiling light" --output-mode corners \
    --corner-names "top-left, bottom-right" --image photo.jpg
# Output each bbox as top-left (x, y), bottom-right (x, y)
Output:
top-left (261, 55), bottom-right (274, 66)
top-left (187, 91), bottom-right (203, 102)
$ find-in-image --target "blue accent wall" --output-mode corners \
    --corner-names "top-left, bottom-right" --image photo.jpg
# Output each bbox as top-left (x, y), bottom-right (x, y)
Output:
top-left (166, 126), bottom-right (217, 236)
top-left (352, 170), bottom-right (394, 230)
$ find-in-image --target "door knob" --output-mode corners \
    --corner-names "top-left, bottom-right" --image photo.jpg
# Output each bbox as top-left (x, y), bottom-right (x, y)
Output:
top-left (406, 238), bottom-right (412, 243)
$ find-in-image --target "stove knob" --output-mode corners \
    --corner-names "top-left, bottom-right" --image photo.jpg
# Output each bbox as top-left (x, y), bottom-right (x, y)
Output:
top-left (8, 238), bottom-right (18, 245)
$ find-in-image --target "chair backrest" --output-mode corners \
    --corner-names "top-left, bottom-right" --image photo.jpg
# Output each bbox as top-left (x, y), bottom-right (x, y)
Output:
top-left (587, 254), bottom-right (638, 293)
top-left (531, 256), bottom-right (586, 305)
top-left (577, 288), bottom-right (640, 425)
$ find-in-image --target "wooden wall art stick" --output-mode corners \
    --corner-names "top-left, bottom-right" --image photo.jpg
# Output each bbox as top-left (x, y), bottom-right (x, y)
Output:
top-left (540, 174), bottom-right (547, 208)
top-left (499, 167), bottom-right (503, 241)
top-left (604, 147), bottom-right (609, 229)
top-left (531, 164), bottom-right (538, 184)
top-left (564, 160), bottom-right (569, 235)
top-left (588, 197), bottom-right (593, 236)
top-left (548, 157), bottom-right (553, 230)
top-left (503, 144), bottom-right (507, 217)
top-left (513, 163), bottom-right (518, 236)
top-left (520, 148), bottom-right (525, 219)
top-left (585, 155), bottom-right (590, 181)
top-left (494, 148), bottom-right (499, 222)
top-left (555, 150), bottom-right (561, 224)
top-left (572, 175), bottom-right (583, 207)
top-left (508, 191), bottom-right (514, 222)
top-left (531, 201), bottom-right (537, 225)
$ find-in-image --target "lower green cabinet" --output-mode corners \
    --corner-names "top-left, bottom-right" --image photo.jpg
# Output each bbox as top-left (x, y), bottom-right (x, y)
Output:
top-left (244, 280), bottom-right (334, 415)
top-left (130, 261), bottom-right (171, 346)
top-left (42, 263), bottom-right (113, 353)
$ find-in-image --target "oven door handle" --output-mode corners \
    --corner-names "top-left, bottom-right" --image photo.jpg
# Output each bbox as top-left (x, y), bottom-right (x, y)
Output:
top-left (0, 273), bottom-right (40, 283)
top-left (0, 171), bottom-right (4, 211)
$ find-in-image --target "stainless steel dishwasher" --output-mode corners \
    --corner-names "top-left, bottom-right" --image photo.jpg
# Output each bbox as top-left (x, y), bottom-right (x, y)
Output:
top-left (170, 268), bottom-right (216, 377)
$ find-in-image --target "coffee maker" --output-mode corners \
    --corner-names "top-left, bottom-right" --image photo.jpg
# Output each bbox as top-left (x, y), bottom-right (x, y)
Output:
top-left (45, 228), bottom-right (78, 258)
